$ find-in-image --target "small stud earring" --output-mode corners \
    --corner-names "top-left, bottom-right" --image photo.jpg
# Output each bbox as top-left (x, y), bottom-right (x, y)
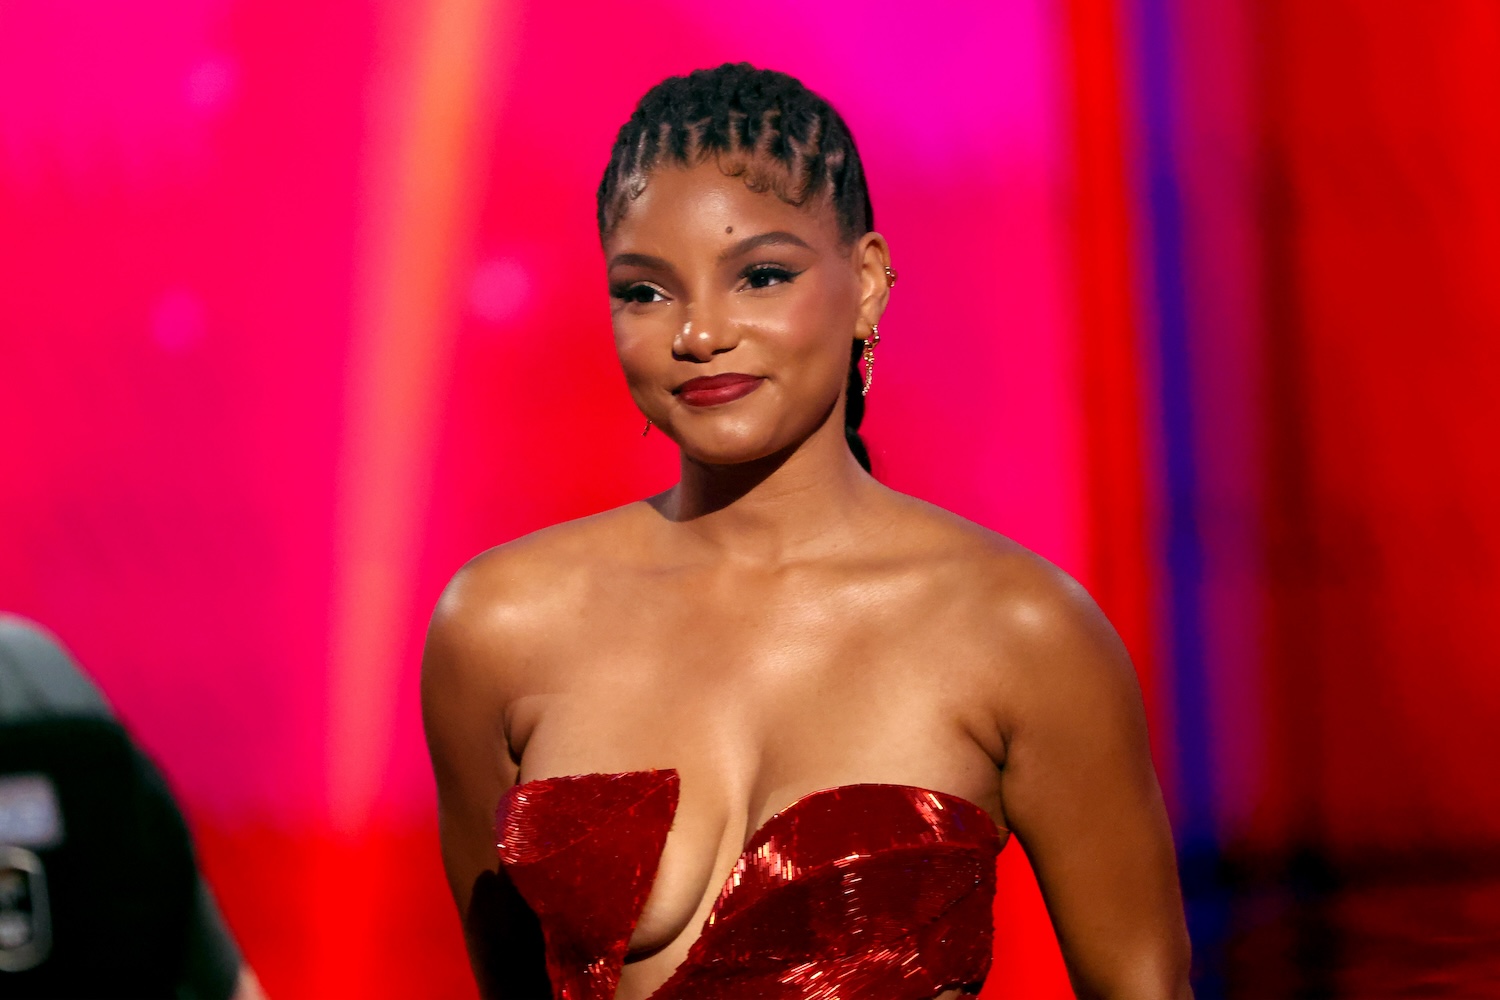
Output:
top-left (884, 265), bottom-right (898, 288)
top-left (861, 324), bottom-right (880, 397)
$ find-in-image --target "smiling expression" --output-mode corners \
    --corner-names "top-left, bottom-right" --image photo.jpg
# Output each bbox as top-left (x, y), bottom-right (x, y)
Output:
top-left (604, 160), bottom-right (888, 466)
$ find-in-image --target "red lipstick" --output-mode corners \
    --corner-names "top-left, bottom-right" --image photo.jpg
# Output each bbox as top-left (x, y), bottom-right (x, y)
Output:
top-left (675, 373), bottom-right (764, 407)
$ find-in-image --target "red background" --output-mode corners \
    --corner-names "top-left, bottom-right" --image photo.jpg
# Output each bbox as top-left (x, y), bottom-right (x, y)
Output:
top-left (3, 0), bottom-right (1497, 995)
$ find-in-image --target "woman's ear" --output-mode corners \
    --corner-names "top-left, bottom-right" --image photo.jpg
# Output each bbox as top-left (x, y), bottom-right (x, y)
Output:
top-left (854, 232), bottom-right (893, 340)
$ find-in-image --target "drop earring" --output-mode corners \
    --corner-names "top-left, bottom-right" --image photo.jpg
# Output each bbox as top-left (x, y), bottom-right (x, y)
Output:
top-left (642, 418), bottom-right (652, 436)
top-left (861, 324), bottom-right (880, 397)
top-left (861, 263), bottom-right (895, 397)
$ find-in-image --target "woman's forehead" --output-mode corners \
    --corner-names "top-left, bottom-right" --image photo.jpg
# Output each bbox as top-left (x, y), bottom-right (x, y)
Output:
top-left (605, 161), bottom-right (840, 251)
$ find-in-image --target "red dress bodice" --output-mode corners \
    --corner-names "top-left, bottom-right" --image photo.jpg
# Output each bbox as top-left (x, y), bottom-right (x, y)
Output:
top-left (494, 769), bottom-right (1006, 1000)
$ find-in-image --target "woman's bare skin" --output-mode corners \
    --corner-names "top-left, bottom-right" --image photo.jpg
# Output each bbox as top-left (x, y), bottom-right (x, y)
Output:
top-left (423, 161), bottom-right (1192, 1000)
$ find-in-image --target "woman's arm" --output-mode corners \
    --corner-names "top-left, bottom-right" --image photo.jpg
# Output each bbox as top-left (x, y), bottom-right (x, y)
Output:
top-left (421, 562), bottom-right (548, 998)
top-left (993, 566), bottom-right (1193, 999)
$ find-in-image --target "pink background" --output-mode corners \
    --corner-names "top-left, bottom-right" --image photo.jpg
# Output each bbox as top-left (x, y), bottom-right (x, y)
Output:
top-left (5, 0), bottom-right (1498, 995)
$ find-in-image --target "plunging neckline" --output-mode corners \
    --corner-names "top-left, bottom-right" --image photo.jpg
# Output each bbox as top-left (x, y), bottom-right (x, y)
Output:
top-left (495, 769), bottom-right (1007, 1000)
top-left (503, 768), bottom-right (1007, 858)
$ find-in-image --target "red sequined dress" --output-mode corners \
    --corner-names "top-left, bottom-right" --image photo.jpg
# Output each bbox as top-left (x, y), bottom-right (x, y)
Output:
top-left (493, 769), bottom-right (1007, 1000)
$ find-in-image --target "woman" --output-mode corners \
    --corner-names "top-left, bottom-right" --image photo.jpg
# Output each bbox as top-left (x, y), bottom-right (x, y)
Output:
top-left (423, 64), bottom-right (1192, 1000)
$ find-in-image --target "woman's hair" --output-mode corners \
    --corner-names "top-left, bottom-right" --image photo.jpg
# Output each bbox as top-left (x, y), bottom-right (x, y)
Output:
top-left (598, 63), bottom-right (877, 472)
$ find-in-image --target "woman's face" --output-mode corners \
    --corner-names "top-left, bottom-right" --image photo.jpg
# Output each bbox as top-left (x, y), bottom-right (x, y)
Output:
top-left (604, 160), bottom-right (889, 466)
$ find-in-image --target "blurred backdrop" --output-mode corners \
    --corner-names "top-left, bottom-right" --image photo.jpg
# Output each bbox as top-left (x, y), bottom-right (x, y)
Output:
top-left (2, 0), bottom-right (1498, 996)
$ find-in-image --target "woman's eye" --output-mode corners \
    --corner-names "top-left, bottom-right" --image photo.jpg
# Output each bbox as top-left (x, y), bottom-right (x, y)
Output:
top-left (743, 266), bottom-right (798, 290)
top-left (614, 283), bottom-right (666, 304)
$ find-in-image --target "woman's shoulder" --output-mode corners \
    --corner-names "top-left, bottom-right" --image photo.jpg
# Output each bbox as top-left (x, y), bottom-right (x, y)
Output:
top-left (881, 492), bottom-right (1064, 588)
top-left (885, 492), bottom-right (1127, 678)
top-left (423, 502), bottom-right (655, 667)
top-left (459, 500), bottom-right (650, 574)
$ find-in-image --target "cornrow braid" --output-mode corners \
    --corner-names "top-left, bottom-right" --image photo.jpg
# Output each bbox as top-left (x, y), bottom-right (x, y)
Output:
top-left (598, 63), bottom-right (878, 473)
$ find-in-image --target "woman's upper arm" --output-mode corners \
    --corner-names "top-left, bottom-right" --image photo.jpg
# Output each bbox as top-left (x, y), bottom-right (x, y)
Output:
top-left (420, 561), bottom-right (519, 918)
top-left (994, 567), bottom-right (1193, 999)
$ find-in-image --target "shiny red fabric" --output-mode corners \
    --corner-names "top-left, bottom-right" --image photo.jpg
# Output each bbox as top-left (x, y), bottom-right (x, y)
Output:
top-left (497, 770), bottom-right (680, 1000)
top-left (495, 769), bottom-right (1006, 1000)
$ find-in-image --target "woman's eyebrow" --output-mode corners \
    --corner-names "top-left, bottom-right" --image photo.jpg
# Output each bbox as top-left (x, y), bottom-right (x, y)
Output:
top-left (607, 251), bottom-right (673, 271)
top-left (608, 232), bottom-right (811, 272)
top-left (718, 231), bottom-right (813, 261)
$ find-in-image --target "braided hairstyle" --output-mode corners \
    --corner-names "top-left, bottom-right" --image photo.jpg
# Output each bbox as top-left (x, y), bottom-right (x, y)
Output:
top-left (597, 63), bottom-right (877, 472)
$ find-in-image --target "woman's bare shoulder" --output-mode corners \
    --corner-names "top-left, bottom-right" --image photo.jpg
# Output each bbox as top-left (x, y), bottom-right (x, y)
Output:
top-left (885, 492), bottom-right (1132, 689)
top-left (881, 492), bottom-right (1062, 586)
top-left (447, 501), bottom-right (651, 595)
top-left (422, 502), bottom-right (656, 686)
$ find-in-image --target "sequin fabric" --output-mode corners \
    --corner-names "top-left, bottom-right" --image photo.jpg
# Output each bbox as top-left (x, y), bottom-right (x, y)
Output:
top-left (497, 770), bottom-right (680, 1000)
top-left (494, 769), bottom-right (1006, 1000)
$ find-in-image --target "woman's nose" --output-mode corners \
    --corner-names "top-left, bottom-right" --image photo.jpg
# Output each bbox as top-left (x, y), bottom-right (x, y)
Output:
top-left (672, 314), bottom-right (736, 362)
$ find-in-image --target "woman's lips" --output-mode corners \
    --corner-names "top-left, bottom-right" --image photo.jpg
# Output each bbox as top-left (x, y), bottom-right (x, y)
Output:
top-left (675, 373), bottom-right (764, 407)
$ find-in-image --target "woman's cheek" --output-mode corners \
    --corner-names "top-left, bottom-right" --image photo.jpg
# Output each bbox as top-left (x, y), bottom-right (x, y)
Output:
top-left (613, 317), bottom-right (665, 386)
top-left (745, 297), bottom-right (822, 355)
top-left (778, 303), bottom-right (849, 374)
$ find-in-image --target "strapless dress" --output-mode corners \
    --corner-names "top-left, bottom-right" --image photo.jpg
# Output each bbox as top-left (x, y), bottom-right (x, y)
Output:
top-left (492, 769), bottom-right (1007, 1000)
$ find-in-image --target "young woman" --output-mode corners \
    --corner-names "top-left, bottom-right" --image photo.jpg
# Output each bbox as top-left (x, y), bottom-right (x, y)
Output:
top-left (423, 64), bottom-right (1192, 1000)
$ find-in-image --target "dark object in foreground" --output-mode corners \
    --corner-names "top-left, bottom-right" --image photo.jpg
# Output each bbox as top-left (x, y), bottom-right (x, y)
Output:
top-left (0, 616), bottom-right (242, 998)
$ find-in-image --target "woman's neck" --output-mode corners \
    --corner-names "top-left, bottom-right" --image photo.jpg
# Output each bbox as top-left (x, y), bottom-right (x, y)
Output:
top-left (658, 422), bottom-right (877, 566)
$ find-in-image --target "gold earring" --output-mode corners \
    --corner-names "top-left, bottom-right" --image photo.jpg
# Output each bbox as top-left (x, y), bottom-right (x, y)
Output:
top-left (642, 418), bottom-right (652, 436)
top-left (884, 265), bottom-right (898, 288)
top-left (861, 324), bottom-right (880, 397)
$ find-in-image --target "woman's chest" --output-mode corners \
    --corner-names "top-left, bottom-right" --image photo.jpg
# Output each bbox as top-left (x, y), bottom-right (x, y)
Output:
top-left (522, 561), bottom-right (994, 714)
top-left (506, 563), bottom-right (1005, 789)
top-left (496, 768), bottom-right (1004, 1000)
top-left (505, 665), bottom-right (1003, 970)
top-left (497, 568), bottom-right (1008, 991)
top-left (506, 619), bottom-right (997, 818)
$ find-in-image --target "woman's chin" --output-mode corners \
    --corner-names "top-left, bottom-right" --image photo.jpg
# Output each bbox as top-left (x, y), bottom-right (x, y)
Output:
top-left (673, 430), bottom-right (789, 468)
